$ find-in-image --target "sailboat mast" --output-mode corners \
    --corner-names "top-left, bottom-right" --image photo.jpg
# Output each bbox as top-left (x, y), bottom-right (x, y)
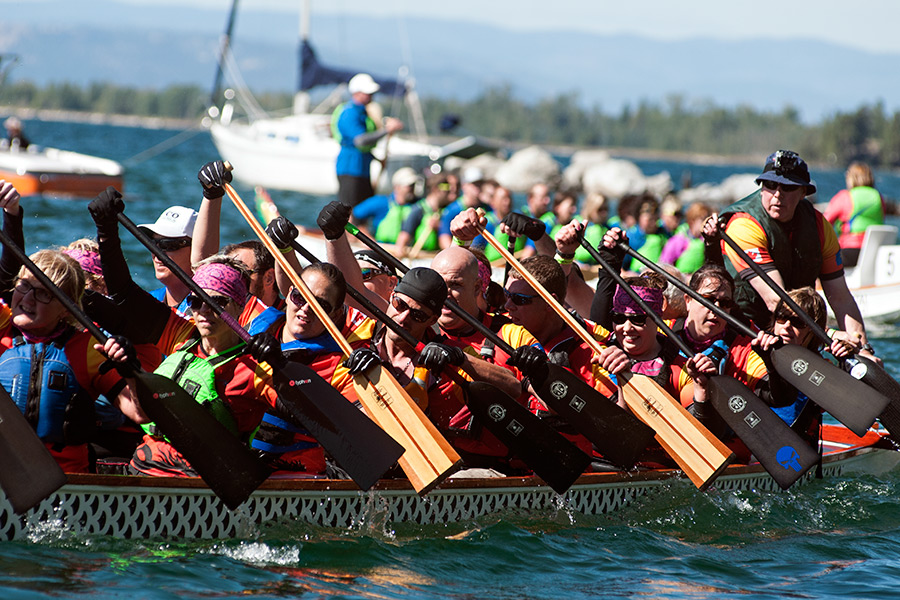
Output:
top-left (210, 0), bottom-right (240, 109)
top-left (293, 0), bottom-right (312, 115)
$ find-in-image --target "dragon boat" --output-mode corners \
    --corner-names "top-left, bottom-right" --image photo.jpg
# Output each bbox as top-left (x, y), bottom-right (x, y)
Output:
top-left (1, 424), bottom-right (896, 541)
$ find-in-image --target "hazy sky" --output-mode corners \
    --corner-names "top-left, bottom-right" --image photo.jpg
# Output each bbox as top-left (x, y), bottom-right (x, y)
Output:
top-left (103, 0), bottom-right (900, 54)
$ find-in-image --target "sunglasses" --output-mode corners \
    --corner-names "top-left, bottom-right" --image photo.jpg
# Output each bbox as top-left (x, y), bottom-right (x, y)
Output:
top-left (288, 287), bottom-right (335, 316)
top-left (761, 180), bottom-right (801, 194)
top-left (361, 267), bottom-right (388, 282)
top-left (775, 314), bottom-right (808, 329)
top-left (698, 293), bottom-right (735, 310)
top-left (504, 289), bottom-right (539, 306)
top-left (611, 312), bottom-right (648, 326)
top-left (185, 293), bottom-right (231, 312)
top-left (154, 237), bottom-right (191, 252)
top-left (14, 279), bottom-right (53, 304)
top-left (390, 294), bottom-right (431, 323)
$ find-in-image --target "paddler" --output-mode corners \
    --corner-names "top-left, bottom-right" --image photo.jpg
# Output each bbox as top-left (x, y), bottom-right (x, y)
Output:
top-left (711, 150), bottom-right (875, 360)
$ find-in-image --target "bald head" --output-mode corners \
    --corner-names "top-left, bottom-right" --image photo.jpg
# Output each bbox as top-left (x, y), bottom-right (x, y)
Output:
top-left (430, 247), bottom-right (481, 330)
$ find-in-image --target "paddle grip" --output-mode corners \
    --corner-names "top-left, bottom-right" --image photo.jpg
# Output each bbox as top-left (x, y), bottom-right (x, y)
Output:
top-left (345, 224), bottom-right (517, 356)
top-left (620, 242), bottom-right (757, 339)
top-left (717, 224), bottom-right (831, 345)
top-left (117, 214), bottom-right (251, 344)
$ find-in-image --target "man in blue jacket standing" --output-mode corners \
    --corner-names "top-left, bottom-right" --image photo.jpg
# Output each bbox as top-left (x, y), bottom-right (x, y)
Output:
top-left (333, 73), bottom-right (404, 207)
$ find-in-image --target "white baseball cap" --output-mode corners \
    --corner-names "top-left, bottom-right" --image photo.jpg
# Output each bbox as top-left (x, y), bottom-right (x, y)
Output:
top-left (348, 73), bottom-right (380, 95)
top-left (391, 167), bottom-right (419, 188)
top-left (138, 205), bottom-right (198, 238)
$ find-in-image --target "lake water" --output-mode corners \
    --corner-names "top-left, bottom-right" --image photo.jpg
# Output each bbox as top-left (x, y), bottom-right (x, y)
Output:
top-left (4, 119), bottom-right (900, 600)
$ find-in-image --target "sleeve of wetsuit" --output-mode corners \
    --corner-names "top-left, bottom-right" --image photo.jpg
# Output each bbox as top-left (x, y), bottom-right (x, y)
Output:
top-left (589, 246), bottom-right (623, 329)
top-left (0, 206), bottom-right (24, 301)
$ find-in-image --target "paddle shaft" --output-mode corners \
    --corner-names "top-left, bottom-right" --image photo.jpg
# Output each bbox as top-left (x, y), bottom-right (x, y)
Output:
top-left (118, 214), bottom-right (250, 344)
top-left (620, 243), bottom-right (757, 338)
top-left (717, 226), bottom-right (832, 345)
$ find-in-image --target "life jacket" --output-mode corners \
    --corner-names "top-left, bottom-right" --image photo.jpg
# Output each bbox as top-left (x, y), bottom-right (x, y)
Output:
top-left (720, 190), bottom-right (822, 327)
top-left (674, 236), bottom-right (706, 274)
top-left (575, 222), bottom-right (607, 264)
top-left (246, 306), bottom-right (285, 336)
top-left (484, 213), bottom-right (528, 262)
top-left (838, 186), bottom-right (883, 246)
top-left (0, 329), bottom-right (96, 445)
top-left (151, 337), bottom-right (244, 437)
top-left (413, 201), bottom-right (440, 252)
top-left (331, 102), bottom-right (377, 151)
top-left (375, 198), bottom-right (413, 244)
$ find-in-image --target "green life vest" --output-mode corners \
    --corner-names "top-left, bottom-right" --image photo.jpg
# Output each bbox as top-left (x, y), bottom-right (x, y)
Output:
top-left (674, 237), bottom-right (706, 274)
top-left (149, 337), bottom-right (245, 437)
top-left (413, 202), bottom-right (440, 252)
top-left (638, 232), bottom-right (666, 264)
top-left (845, 186), bottom-right (883, 234)
top-left (375, 201), bottom-right (412, 244)
top-left (330, 102), bottom-right (377, 152)
top-left (720, 189), bottom-right (822, 327)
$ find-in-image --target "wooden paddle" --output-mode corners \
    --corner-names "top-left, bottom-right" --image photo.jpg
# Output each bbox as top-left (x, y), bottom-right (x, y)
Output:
top-left (339, 224), bottom-right (656, 469)
top-left (290, 239), bottom-right (591, 493)
top-left (222, 173), bottom-right (462, 494)
top-left (580, 236), bottom-right (817, 489)
top-left (0, 228), bottom-right (270, 510)
top-left (118, 214), bottom-right (405, 491)
top-left (478, 219), bottom-right (733, 490)
top-left (715, 227), bottom-right (895, 436)
top-left (622, 240), bottom-right (893, 438)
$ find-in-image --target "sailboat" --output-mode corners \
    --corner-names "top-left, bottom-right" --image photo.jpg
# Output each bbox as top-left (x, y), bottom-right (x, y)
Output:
top-left (205, 1), bottom-right (496, 196)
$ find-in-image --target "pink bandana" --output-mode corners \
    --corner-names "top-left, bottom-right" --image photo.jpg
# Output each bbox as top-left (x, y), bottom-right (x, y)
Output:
top-left (63, 248), bottom-right (102, 276)
top-left (612, 285), bottom-right (663, 315)
top-left (192, 262), bottom-right (248, 305)
top-left (477, 260), bottom-right (491, 295)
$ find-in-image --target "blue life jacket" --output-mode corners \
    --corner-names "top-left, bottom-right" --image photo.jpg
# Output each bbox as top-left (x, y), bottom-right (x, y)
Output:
top-left (0, 330), bottom-right (95, 445)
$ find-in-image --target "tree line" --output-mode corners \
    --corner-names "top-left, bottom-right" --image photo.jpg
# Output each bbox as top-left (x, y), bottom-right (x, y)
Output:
top-left (3, 80), bottom-right (899, 167)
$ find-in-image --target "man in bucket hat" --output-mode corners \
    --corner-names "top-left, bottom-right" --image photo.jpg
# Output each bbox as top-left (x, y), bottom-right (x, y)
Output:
top-left (714, 150), bottom-right (873, 358)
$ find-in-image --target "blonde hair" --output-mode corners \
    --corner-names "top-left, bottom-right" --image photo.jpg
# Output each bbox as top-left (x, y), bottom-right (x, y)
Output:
top-left (581, 193), bottom-right (609, 223)
top-left (845, 162), bottom-right (875, 189)
top-left (16, 250), bottom-right (85, 324)
top-left (685, 202), bottom-right (712, 224)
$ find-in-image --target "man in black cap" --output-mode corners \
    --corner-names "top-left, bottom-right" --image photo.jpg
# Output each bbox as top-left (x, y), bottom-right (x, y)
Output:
top-left (715, 150), bottom-right (871, 355)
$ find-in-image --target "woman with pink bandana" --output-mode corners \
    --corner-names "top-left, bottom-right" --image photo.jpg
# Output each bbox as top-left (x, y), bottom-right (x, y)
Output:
top-left (128, 256), bottom-right (280, 477)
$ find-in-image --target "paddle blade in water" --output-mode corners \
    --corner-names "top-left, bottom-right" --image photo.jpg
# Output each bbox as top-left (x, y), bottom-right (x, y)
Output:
top-left (270, 361), bottom-right (404, 491)
top-left (465, 381), bottom-right (591, 494)
top-left (0, 387), bottom-right (67, 514)
top-left (529, 362), bottom-right (654, 468)
top-left (708, 375), bottom-right (819, 489)
top-left (133, 371), bottom-right (271, 510)
top-left (770, 344), bottom-right (890, 437)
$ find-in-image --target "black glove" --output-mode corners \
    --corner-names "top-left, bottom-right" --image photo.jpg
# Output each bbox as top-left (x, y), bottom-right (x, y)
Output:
top-left (507, 344), bottom-right (548, 378)
top-left (98, 334), bottom-right (139, 378)
top-left (248, 332), bottom-right (285, 368)
top-left (503, 213), bottom-right (546, 241)
top-left (317, 201), bottom-right (351, 240)
top-left (197, 160), bottom-right (232, 199)
top-left (343, 348), bottom-right (381, 375)
top-left (417, 342), bottom-right (466, 372)
top-left (265, 216), bottom-right (299, 251)
top-left (88, 186), bottom-right (125, 234)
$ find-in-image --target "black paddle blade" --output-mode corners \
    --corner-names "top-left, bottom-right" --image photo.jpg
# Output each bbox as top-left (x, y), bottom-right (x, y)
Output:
top-left (843, 355), bottom-right (900, 441)
top-left (770, 344), bottom-right (890, 437)
top-left (0, 387), bottom-right (67, 513)
top-left (465, 381), bottom-right (590, 494)
top-left (708, 375), bottom-right (818, 490)
top-left (133, 372), bottom-right (271, 510)
top-left (529, 362), bottom-right (655, 468)
top-left (270, 361), bottom-right (404, 491)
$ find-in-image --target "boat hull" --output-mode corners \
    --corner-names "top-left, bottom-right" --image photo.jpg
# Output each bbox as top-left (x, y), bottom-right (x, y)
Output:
top-left (0, 146), bottom-right (124, 198)
top-left (2, 426), bottom-right (894, 540)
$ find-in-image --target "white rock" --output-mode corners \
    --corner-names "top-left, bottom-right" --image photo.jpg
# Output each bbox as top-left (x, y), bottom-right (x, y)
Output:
top-left (494, 146), bottom-right (561, 192)
top-left (582, 158), bottom-right (672, 198)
